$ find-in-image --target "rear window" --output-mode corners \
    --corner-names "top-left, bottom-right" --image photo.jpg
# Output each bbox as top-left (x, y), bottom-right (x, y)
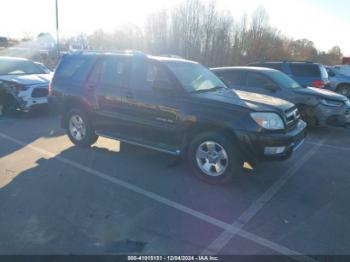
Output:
top-left (54, 55), bottom-right (93, 81)
top-left (289, 64), bottom-right (321, 77)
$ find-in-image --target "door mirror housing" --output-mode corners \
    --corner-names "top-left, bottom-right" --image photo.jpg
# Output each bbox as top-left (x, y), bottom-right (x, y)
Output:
top-left (152, 80), bottom-right (177, 96)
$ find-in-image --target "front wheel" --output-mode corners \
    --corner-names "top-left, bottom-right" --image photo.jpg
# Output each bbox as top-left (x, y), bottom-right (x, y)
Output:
top-left (187, 132), bottom-right (243, 184)
top-left (66, 109), bottom-right (98, 147)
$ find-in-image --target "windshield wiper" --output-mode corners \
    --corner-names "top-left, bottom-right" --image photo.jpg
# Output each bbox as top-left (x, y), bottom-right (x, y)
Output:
top-left (190, 86), bottom-right (226, 94)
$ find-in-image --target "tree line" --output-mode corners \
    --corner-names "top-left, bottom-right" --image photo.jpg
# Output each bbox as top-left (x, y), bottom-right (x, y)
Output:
top-left (62, 0), bottom-right (343, 66)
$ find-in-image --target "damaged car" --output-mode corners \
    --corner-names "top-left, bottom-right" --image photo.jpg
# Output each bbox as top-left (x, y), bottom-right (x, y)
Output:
top-left (212, 67), bottom-right (350, 127)
top-left (0, 57), bottom-right (52, 115)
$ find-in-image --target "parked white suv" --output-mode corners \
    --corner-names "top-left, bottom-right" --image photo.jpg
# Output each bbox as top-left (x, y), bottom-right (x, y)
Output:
top-left (0, 57), bottom-right (52, 115)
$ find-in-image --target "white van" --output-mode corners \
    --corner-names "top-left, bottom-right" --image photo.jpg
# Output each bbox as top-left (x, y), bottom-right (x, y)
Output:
top-left (333, 65), bottom-right (350, 76)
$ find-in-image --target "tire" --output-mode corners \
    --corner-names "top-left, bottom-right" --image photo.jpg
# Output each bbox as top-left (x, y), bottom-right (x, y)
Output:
top-left (1, 94), bottom-right (18, 116)
top-left (187, 131), bottom-right (243, 184)
top-left (66, 108), bottom-right (98, 147)
top-left (337, 84), bottom-right (350, 98)
top-left (299, 107), bottom-right (318, 127)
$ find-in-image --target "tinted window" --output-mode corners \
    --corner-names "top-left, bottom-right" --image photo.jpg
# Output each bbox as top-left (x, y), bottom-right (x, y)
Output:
top-left (100, 56), bottom-right (129, 88)
top-left (134, 62), bottom-right (173, 92)
top-left (268, 71), bottom-right (301, 89)
top-left (262, 63), bottom-right (283, 71)
top-left (246, 72), bottom-right (275, 88)
top-left (0, 60), bottom-right (46, 75)
top-left (289, 64), bottom-right (321, 77)
top-left (215, 71), bottom-right (245, 87)
top-left (55, 56), bottom-right (92, 81)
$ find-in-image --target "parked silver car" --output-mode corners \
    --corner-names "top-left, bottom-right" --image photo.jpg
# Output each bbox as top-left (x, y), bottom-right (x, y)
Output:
top-left (326, 66), bottom-right (350, 98)
top-left (0, 57), bottom-right (52, 115)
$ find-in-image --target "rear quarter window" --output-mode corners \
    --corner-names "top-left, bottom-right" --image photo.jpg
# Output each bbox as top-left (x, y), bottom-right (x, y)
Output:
top-left (289, 64), bottom-right (321, 77)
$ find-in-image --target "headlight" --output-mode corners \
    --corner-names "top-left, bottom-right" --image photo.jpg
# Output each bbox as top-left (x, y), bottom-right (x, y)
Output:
top-left (250, 112), bottom-right (284, 130)
top-left (320, 99), bottom-right (343, 107)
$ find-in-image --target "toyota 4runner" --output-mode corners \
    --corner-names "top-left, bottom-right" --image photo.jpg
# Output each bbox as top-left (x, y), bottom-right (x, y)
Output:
top-left (49, 51), bottom-right (306, 184)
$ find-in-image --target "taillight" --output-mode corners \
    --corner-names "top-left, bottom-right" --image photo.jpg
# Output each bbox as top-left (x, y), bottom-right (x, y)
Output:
top-left (312, 80), bottom-right (325, 88)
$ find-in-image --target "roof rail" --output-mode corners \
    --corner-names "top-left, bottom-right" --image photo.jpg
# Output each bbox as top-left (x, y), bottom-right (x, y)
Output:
top-left (158, 54), bottom-right (183, 59)
top-left (251, 60), bottom-right (315, 64)
top-left (68, 49), bottom-right (146, 56)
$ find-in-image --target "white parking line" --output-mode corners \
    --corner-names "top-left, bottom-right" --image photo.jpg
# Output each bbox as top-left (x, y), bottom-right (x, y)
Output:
top-left (201, 136), bottom-right (329, 255)
top-left (305, 141), bottom-right (350, 152)
top-left (0, 132), bottom-right (317, 262)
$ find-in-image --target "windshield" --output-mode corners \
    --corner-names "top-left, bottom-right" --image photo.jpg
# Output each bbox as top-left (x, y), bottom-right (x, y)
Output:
top-left (269, 71), bottom-right (302, 89)
top-left (0, 60), bottom-right (46, 75)
top-left (164, 62), bottom-right (227, 93)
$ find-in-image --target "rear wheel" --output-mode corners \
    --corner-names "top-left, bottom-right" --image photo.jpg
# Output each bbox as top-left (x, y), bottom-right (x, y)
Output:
top-left (337, 84), bottom-right (350, 98)
top-left (187, 131), bottom-right (243, 184)
top-left (66, 109), bottom-right (98, 147)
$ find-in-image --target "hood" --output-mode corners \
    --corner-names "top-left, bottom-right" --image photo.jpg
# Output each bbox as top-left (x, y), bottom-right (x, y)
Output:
top-left (294, 87), bottom-right (346, 101)
top-left (191, 89), bottom-right (294, 112)
top-left (0, 73), bottom-right (52, 86)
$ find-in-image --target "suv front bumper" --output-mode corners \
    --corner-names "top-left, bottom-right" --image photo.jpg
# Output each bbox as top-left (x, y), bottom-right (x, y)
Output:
top-left (236, 119), bottom-right (307, 162)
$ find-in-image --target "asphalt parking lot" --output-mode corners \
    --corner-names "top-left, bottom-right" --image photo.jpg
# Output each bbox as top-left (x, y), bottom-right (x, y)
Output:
top-left (1, 112), bottom-right (350, 259)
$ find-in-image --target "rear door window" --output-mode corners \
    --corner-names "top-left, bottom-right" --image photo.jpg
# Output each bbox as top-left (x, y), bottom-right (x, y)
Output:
top-left (100, 55), bottom-right (130, 89)
top-left (289, 64), bottom-right (321, 77)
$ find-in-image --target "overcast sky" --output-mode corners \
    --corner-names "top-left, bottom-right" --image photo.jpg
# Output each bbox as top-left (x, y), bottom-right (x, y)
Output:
top-left (1, 0), bottom-right (349, 55)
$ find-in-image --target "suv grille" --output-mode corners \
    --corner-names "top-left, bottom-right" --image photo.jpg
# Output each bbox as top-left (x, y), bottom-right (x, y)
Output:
top-left (32, 88), bottom-right (49, 98)
top-left (285, 107), bottom-right (300, 129)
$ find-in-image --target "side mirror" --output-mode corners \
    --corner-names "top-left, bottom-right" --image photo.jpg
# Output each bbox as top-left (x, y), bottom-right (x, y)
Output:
top-left (152, 80), bottom-right (176, 96)
top-left (264, 84), bottom-right (279, 92)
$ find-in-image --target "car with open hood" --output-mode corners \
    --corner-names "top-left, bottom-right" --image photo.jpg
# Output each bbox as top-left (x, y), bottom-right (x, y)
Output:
top-left (211, 66), bottom-right (350, 127)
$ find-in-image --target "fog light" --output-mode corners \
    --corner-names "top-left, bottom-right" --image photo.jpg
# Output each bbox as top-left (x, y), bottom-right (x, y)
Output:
top-left (264, 146), bottom-right (286, 155)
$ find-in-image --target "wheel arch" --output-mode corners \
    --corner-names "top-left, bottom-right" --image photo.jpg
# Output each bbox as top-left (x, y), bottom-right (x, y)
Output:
top-left (181, 122), bottom-right (240, 154)
top-left (61, 97), bottom-right (93, 129)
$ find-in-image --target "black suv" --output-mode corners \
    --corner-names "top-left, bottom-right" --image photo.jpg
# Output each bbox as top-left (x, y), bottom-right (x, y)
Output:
top-left (49, 51), bottom-right (306, 184)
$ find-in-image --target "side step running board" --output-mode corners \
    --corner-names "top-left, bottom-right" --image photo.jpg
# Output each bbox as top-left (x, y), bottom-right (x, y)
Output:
top-left (95, 130), bottom-right (181, 156)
